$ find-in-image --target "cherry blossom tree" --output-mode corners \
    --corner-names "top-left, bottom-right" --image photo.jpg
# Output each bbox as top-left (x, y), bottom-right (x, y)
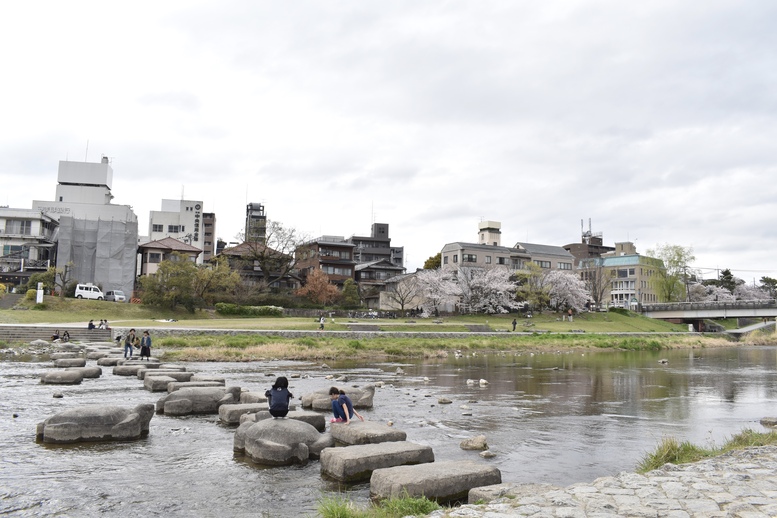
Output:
top-left (415, 268), bottom-right (457, 316)
top-left (544, 270), bottom-right (590, 311)
top-left (733, 282), bottom-right (771, 301)
top-left (448, 265), bottom-right (520, 314)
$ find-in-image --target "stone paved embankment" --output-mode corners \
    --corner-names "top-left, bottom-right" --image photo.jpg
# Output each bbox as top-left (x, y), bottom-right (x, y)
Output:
top-left (430, 446), bottom-right (777, 517)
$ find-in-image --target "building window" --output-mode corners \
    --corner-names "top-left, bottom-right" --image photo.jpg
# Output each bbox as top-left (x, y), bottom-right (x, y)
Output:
top-left (498, 257), bottom-right (506, 265)
top-left (463, 254), bottom-right (477, 263)
top-left (453, 254), bottom-right (458, 263)
top-left (443, 256), bottom-right (448, 265)
top-left (534, 260), bottom-right (551, 269)
top-left (559, 262), bottom-right (572, 270)
top-left (152, 224), bottom-right (163, 232)
top-left (168, 225), bottom-right (182, 233)
top-left (5, 220), bottom-right (32, 235)
top-left (485, 256), bottom-right (491, 264)
top-left (148, 253), bottom-right (162, 263)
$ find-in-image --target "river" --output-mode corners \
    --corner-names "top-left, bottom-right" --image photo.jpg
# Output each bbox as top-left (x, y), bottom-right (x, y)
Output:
top-left (1, 345), bottom-right (776, 516)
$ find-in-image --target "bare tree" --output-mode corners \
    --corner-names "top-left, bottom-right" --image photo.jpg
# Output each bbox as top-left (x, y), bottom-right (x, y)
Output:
top-left (579, 258), bottom-right (609, 309)
top-left (383, 274), bottom-right (421, 316)
top-left (231, 220), bottom-right (307, 292)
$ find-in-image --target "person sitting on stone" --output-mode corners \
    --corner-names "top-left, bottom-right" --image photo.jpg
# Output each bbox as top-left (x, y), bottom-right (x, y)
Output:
top-left (62, 330), bottom-right (70, 342)
top-left (265, 376), bottom-right (293, 418)
top-left (329, 386), bottom-right (364, 424)
top-left (51, 330), bottom-right (60, 341)
top-left (88, 320), bottom-right (95, 330)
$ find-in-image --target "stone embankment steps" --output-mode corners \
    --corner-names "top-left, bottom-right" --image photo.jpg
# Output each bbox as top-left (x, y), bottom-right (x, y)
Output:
top-left (0, 325), bottom-right (112, 344)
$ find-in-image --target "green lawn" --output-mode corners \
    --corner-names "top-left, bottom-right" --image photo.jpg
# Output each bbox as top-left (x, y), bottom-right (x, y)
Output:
top-left (0, 295), bottom-right (689, 333)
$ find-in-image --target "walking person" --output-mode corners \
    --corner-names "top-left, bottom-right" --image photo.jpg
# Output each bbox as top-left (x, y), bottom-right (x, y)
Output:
top-left (265, 376), bottom-right (293, 418)
top-left (512, 318), bottom-right (517, 332)
top-left (328, 387), bottom-right (364, 424)
top-left (124, 329), bottom-right (137, 359)
top-left (319, 315), bottom-right (325, 331)
top-left (139, 331), bottom-right (152, 361)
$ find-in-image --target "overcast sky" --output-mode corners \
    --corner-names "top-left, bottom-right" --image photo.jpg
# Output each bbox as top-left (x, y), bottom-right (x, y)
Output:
top-left (2, 1), bottom-right (776, 281)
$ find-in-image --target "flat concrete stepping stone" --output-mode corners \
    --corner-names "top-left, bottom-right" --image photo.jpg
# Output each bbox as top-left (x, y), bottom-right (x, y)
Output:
top-left (51, 352), bottom-right (80, 360)
top-left (144, 376), bottom-right (177, 392)
top-left (138, 370), bottom-right (194, 381)
top-left (167, 381), bottom-right (224, 392)
top-left (370, 461), bottom-right (501, 503)
top-left (97, 357), bottom-right (123, 366)
top-left (41, 370), bottom-right (83, 385)
top-left (331, 421), bottom-right (406, 445)
top-left (191, 375), bottom-right (226, 384)
top-left (240, 391), bottom-right (268, 404)
top-left (248, 410), bottom-right (322, 431)
top-left (219, 403), bottom-right (266, 425)
top-left (53, 358), bottom-right (86, 368)
top-left (320, 441), bottom-right (434, 482)
top-left (113, 364), bottom-right (159, 376)
top-left (66, 366), bottom-right (102, 378)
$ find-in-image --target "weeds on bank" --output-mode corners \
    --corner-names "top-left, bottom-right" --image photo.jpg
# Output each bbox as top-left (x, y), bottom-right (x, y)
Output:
top-left (637, 429), bottom-right (777, 473)
top-left (318, 494), bottom-right (441, 518)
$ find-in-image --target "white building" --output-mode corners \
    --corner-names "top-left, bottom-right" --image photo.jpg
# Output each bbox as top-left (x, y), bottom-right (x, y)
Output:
top-left (0, 208), bottom-right (58, 287)
top-left (147, 199), bottom-right (206, 264)
top-left (31, 157), bottom-right (139, 296)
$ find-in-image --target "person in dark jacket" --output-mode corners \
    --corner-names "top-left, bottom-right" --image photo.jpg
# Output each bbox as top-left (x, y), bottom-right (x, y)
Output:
top-left (265, 376), bottom-right (293, 418)
top-left (328, 386), bottom-right (364, 424)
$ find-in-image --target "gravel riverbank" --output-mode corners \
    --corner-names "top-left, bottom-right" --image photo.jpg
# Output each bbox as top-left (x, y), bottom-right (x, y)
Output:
top-left (431, 445), bottom-right (777, 517)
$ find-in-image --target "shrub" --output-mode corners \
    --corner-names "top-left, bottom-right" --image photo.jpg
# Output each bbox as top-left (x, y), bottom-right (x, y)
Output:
top-left (215, 303), bottom-right (283, 317)
top-left (25, 289), bottom-right (38, 301)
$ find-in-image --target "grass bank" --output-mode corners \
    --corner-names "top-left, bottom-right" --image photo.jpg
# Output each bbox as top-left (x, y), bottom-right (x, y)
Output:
top-left (637, 429), bottom-right (777, 472)
top-left (318, 494), bottom-right (441, 518)
top-left (151, 333), bottom-right (740, 362)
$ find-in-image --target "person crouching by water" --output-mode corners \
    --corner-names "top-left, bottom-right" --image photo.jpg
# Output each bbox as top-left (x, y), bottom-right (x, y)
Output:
top-left (328, 387), bottom-right (364, 424)
top-left (123, 329), bottom-right (137, 359)
top-left (265, 376), bottom-right (293, 418)
top-left (139, 331), bottom-right (152, 361)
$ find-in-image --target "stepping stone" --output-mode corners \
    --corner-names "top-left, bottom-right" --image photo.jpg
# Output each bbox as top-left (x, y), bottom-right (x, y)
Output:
top-left (66, 366), bottom-right (102, 379)
top-left (370, 461), bottom-right (501, 503)
top-left (53, 358), bottom-right (86, 368)
top-left (138, 370), bottom-right (194, 381)
top-left (41, 370), bottom-right (83, 385)
top-left (240, 391), bottom-right (268, 404)
top-left (330, 421), bottom-right (407, 445)
top-left (320, 441), bottom-right (434, 482)
top-left (247, 410), bottom-right (322, 431)
top-left (167, 381), bottom-right (224, 392)
top-left (219, 403), bottom-right (267, 425)
top-left (144, 376), bottom-right (177, 392)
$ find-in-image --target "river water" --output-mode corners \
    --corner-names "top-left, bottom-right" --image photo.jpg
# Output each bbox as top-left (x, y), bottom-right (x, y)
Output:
top-left (2, 345), bottom-right (776, 517)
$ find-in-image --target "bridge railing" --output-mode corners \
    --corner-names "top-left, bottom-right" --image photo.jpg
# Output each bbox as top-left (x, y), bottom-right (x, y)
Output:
top-left (641, 299), bottom-right (777, 312)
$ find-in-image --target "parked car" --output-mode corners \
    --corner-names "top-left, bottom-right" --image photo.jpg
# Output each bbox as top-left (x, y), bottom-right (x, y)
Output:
top-left (105, 290), bottom-right (126, 302)
top-left (74, 284), bottom-right (104, 300)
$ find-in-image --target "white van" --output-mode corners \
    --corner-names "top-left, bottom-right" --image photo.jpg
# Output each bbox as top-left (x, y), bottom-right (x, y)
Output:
top-left (105, 290), bottom-right (126, 302)
top-left (74, 284), bottom-right (104, 300)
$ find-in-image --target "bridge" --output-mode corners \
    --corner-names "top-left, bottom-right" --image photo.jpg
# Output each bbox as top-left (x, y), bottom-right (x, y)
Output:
top-left (640, 300), bottom-right (777, 333)
top-left (641, 300), bottom-right (777, 319)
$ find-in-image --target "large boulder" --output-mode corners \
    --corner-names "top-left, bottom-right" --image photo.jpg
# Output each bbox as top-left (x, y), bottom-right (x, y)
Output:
top-left (234, 418), bottom-right (334, 466)
top-left (40, 370), bottom-right (83, 385)
top-left (302, 385), bottom-right (375, 410)
top-left (36, 403), bottom-right (154, 443)
top-left (156, 386), bottom-right (241, 416)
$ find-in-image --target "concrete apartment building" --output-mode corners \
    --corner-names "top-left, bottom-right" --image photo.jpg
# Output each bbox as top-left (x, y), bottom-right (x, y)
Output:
top-left (441, 221), bottom-right (574, 271)
top-left (346, 223), bottom-right (404, 268)
top-left (245, 202), bottom-right (267, 243)
top-left (295, 236), bottom-right (357, 287)
top-left (579, 241), bottom-right (663, 307)
top-left (147, 199), bottom-right (207, 264)
top-left (0, 208), bottom-right (59, 288)
top-left (31, 157), bottom-right (138, 296)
